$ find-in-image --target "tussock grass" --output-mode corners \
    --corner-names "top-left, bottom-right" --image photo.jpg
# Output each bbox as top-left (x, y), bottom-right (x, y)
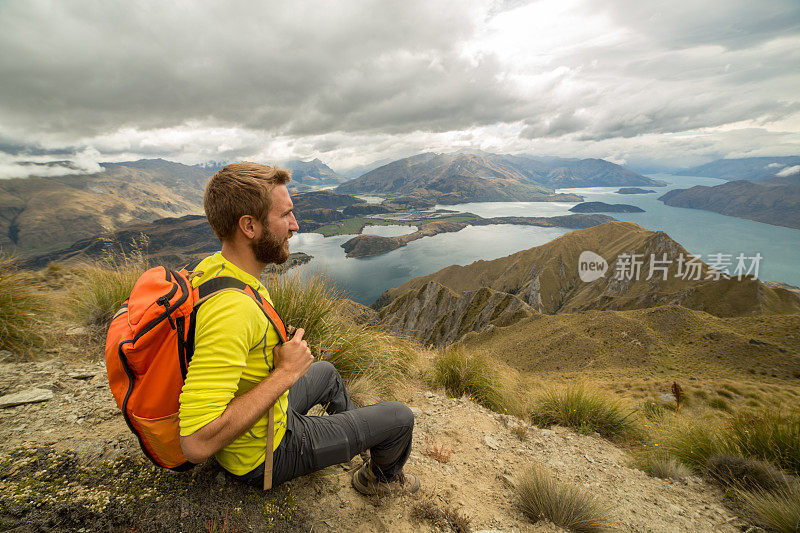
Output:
top-left (0, 252), bottom-right (43, 358)
top-left (706, 455), bottom-right (787, 491)
top-left (430, 347), bottom-right (507, 412)
top-left (662, 422), bottom-right (728, 473)
top-left (68, 250), bottom-right (149, 332)
top-left (738, 482), bottom-right (800, 533)
top-left (516, 465), bottom-right (613, 532)
top-left (659, 410), bottom-right (800, 483)
top-left (529, 385), bottom-right (638, 442)
top-left (728, 411), bottom-right (800, 475)
top-left (640, 454), bottom-right (692, 481)
top-left (640, 400), bottom-right (667, 420)
top-left (266, 268), bottom-right (413, 391)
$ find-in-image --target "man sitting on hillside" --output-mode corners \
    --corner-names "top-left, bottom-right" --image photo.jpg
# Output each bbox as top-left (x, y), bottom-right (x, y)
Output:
top-left (178, 162), bottom-right (419, 494)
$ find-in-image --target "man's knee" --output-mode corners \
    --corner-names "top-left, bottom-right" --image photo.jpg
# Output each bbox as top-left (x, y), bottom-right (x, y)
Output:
top-left (313, 360), bottom-right (338, 379)
top-left (384, 401), bottom-right (414, 431)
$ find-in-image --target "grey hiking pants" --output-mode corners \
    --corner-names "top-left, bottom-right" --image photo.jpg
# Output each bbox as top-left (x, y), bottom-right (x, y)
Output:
top-left (233, 361), bottom-right (415, 488)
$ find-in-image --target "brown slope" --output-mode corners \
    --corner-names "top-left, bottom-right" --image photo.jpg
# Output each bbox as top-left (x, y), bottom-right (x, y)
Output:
top-left (459, 304), bottom-right (800, 379)
top-left (377, 281), bottom-right (536, 347)
top-left (374, 221), bottom-right (800, 317)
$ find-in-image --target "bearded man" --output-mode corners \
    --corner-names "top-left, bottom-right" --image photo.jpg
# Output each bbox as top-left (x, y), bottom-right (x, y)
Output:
top-left (178, 162), bottom-right (420, 494)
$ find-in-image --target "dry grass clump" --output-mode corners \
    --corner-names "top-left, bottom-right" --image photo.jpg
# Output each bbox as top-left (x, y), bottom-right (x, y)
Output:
top-left (68, 249), bottom-right (149, 333)
top-left (411, 497), bottom-right (471, 533)
top-left (640, 454), bottom-right (692, 481)
top-left (661, 421), bottom-right (728, 473)
top-left (423, 438), bottom-right (453, 464)
top-left (737, 482), bottom-right (800, 533)
top-left (267, 268), bottom-right (414, 392)
top-left (515, 464), bottom-right (613, 532)
top-left (430, 347), bottom-right (507, 412)
top-left (529, 385), bottom-right (638, 442)
top-left (705, 455), bottom-right (787, 491)
top-left (0, 252), bottom-right (44, 358)
top-left (728, 411), bottom-right (800, 475)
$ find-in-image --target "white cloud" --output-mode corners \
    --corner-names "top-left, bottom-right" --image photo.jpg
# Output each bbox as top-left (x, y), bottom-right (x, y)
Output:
top-left (776, 165), bottom-right (800, 177)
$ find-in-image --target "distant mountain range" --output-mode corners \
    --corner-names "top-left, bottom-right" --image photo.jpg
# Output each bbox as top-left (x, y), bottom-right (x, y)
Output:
top-left (20, 214), bottom-right (310, 270)
top-left (284, 159), bottom-right (348, 189)
top-left (0, 152), bottom-right (669, 257)
top-left (336, 152), bottom-right (663, 204)
top-left (0, 158), bottom-right (212, 256)
top-left (677, 156), bottom-right (800, 181)
top-left (658, 173), bottom-right (800, 229)
top-left (374, 221), bottom-right (800, 346)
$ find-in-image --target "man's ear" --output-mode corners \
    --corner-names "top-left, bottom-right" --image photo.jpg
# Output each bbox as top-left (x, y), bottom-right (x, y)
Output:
top-left (237, 215), bottom-right (257, 239)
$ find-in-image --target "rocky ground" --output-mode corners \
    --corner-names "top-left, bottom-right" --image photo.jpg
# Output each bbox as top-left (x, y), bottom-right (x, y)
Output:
top-left (0, 355), bottom-right (754, 532)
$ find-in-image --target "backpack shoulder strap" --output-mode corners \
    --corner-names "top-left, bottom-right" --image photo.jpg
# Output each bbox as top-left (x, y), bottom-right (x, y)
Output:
top-left (194, 276), bottom-right (289, 343)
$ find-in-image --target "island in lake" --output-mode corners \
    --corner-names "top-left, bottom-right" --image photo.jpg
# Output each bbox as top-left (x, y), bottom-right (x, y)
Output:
top-left (340, 213), bottom-right (613, 258)
top-left (568, 202), bottom-right (645, 213)
top-left (616, 187), bottom-right (655, 194)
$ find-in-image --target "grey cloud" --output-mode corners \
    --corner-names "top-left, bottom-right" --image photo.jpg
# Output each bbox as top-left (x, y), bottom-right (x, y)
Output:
top-left (591, 0), bottom-right (800, 50)
top-left (0, 0), bottom-right (797, 173)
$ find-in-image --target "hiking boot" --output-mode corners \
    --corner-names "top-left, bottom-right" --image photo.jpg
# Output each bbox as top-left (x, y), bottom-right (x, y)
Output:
top-left (351, 460), bottom-right (420, 496)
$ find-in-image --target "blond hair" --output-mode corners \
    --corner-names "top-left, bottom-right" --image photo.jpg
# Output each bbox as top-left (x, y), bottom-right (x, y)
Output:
top-left (204, 162), bottom-right (291, 241)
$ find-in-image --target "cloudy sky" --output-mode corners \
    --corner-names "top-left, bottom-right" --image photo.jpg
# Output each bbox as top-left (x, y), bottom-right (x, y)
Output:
top-left (1, 0), bottom-right (798, 177)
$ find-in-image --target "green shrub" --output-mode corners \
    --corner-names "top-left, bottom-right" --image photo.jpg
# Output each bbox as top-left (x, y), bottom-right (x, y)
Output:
top-left (515, 465), bottom-right (613, 532)
top-left (69, 251), bottom-right (149, 332)
top-left (430, 347), bottom-right (506, 412)
top-left (0, 252), bottom-right (43, 357)
top-left (530, 385), bottom-right (638, 442)
top-left (738, 482), bottom-right (800, 533)
top-left (728, 411), bottom-right (800, 475)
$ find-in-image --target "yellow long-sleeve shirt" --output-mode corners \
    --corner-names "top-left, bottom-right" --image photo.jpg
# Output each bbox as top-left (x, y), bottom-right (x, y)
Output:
top-left (178, 252), bottom-right (288, 475)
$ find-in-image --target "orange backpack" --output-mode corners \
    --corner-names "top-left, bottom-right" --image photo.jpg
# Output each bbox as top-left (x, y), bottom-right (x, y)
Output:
top-left (105, 265), bottom-right (288, 472)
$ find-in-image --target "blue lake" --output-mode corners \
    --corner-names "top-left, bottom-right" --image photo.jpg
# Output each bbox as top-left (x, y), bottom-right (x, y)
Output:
top-left (291, 174), bottom-right (800, 305)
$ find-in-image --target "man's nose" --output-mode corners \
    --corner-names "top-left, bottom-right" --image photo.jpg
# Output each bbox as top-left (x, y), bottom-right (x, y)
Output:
top-left (290, 213), bottom-right (300, 232)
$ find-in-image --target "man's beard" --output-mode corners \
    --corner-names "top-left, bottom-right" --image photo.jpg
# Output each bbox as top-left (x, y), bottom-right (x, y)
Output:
top-left (252, 229), bottom-right (289, 265)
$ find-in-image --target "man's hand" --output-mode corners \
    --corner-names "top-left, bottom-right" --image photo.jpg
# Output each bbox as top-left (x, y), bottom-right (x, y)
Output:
top-left (272, 327), bottom-right (313, 382)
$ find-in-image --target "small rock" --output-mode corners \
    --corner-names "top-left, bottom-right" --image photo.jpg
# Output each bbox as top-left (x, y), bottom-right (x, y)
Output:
top-left (484, 435), bottom-right (500, 450)
top-left (424, 392), bottom-right (435, 399)
top-left (584, 454), bottom-right (595, 463)
top-left (0, 388), bottom-right (54, 408)
top-left (215, 471), bottom-right (227, 485)
top-left (659, 392), bottom-right (676, 402)
top-left (410, 407), bottom-right (422, 418)
top-left (66, 326), bottom-right (89, 336)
